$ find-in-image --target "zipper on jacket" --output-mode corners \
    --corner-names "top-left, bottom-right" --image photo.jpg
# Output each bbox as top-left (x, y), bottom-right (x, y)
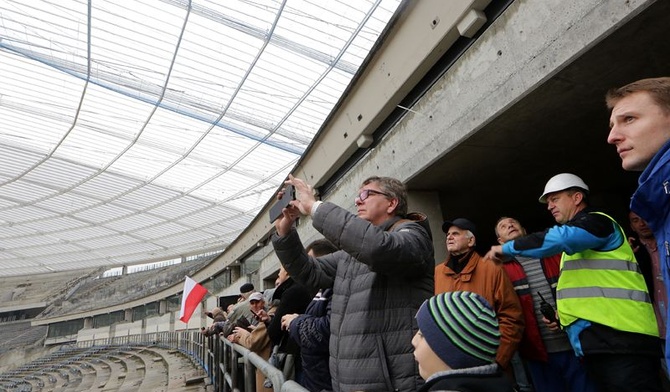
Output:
top-left (664, 180), bottom-right (670, 194)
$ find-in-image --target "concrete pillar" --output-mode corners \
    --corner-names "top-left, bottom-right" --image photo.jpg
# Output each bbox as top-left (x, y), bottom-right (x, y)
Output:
top-left (159, 299), bottom-right (167, 315)
top-left (408, 190), bottom-right (445, 265)
top-left (230, 265), bottom-right (241, 282)
top-left (124, 308), bottom-right (132, 322)
top-left (83, 317), bottom-right (93, 329)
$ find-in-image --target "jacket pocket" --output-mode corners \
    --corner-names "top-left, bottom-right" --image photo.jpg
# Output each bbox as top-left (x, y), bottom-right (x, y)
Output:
top-left (375, 334), bottom-right (395, 392)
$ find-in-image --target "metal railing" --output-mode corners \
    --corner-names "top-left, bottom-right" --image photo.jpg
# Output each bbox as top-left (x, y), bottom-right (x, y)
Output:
top-left (76, 330), bottom-right (309, 392)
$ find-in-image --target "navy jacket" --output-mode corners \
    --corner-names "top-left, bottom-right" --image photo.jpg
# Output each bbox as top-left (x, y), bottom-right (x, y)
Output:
top-left (418, 364), bottom-right (514, 392)
top-left (288, 288), bottom-right (332, 392)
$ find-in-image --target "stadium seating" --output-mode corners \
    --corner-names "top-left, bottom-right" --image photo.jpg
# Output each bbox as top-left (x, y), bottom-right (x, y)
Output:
top-left (0, 344), bottom-right (206, 391)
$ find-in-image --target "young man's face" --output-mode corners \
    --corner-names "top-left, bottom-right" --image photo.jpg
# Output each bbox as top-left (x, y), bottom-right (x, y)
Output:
top-left (411, 331), bottom-right (449, 380)
top-left (608, 91), bottom-right (670, 171)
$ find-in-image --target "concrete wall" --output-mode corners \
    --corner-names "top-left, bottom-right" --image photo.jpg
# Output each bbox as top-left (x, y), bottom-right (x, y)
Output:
top-left (76, 310), bottom-right (199, 344)
top-left (77, 326), bottom-right (111, 342)
top-left (145, 313), bottom-right (172, 334)
top-left (113, 320), bottom-right (144, 337)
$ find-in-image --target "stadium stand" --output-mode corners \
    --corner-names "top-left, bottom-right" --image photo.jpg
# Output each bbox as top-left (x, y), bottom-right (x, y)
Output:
top-left (0, 344), bottom-right (207, 391)
top-left (38, 256), bottom-right (213, 318)
top-left (0, 269), bottom-right (99, 319)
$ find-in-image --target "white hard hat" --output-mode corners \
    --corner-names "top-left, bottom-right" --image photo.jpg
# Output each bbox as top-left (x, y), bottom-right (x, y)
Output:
top-left (539, 173), bottom-right (589, 203)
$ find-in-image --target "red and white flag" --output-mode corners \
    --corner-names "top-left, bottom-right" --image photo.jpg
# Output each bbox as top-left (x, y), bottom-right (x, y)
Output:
top-left (179, 276), bottom-right (208, 323)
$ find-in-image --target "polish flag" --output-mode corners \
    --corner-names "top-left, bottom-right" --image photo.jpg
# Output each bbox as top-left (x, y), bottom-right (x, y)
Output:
top-left (179, 276), bottom-right (208, 323)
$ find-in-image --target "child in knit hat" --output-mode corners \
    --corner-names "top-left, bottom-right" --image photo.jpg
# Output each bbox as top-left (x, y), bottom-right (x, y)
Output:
top-left (413, 291), bottom-right (515, 392)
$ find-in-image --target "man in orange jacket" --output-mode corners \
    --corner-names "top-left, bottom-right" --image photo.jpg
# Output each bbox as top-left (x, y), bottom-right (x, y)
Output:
top-left (434, 218), bottom-right (523, 371)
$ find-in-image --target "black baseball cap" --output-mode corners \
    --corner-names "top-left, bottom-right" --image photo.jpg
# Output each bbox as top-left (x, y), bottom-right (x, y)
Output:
top-left (442, 218), bottom-right (478, 239)
top-left (239, 282), bottom-right (254, 294)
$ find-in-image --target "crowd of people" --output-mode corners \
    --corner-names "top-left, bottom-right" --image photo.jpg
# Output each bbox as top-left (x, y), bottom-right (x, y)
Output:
top-left (201, 77), bottom-right (670, 392)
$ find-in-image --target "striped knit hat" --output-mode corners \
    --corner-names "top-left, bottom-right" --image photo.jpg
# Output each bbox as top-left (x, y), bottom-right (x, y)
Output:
top-left (416, 291), bottom-right (500, 369)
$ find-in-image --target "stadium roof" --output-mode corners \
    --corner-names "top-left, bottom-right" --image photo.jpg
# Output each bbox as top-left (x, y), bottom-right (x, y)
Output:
top-left (0, 0), bottom-right (402, 277)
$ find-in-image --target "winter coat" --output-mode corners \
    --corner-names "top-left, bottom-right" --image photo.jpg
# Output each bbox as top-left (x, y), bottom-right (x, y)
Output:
top-left (209, 307), bottom-right (226, 322)
top-left (273, 202), bottom-right (434, 392)
top-left (434, 251), bottom-right (524, 368)
top-left (629, 138), bottom-right (670, 368)
top-left (288, 288), bottom-right (333, 392)
top-left (267, 276), bottom-right (312, 377)
top-left (418, 364), bottom-right (515, 392)
top-left (236, 322), bottom-right (273, 392)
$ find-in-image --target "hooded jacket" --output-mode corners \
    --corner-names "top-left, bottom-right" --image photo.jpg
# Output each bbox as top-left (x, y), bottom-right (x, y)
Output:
top-left (629, 138), bottom-right (670, 368)
top-left (273, 202), bottom-right (434, 392)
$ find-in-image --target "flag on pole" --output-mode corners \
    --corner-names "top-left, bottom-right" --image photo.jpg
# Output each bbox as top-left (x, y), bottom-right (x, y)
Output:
top-left (179, 276), bottom-right (208, 323)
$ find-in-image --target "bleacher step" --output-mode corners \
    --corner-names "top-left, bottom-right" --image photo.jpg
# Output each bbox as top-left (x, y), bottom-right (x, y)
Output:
top-left (185, 375), bottom-right (206, 385)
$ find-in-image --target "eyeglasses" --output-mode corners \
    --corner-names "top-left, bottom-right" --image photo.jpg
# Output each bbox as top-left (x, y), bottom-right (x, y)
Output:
top-left (356, 189), bottom-right (392, 202)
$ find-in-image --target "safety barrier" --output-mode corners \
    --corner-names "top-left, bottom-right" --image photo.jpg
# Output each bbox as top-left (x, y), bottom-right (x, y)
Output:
top-left (76, 330), bottom-right (309, 392)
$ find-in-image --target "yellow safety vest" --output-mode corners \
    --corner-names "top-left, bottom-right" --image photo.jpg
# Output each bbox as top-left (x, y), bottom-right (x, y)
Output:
top-left (557, 212), bottom-right (659, 337)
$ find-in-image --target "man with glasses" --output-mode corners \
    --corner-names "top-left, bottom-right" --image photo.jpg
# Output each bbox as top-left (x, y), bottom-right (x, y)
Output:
top-left (272, 174), bottom-right (434, 392)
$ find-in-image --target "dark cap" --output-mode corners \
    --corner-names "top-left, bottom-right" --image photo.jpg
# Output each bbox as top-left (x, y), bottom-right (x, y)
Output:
top-left (239, 282), bottom-right (254, 294)
top-left (442, 218), bottom-right (478, 238)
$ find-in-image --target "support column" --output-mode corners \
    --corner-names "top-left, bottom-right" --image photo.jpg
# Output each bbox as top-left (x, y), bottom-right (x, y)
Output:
top-left (408, 190), bottom-right (445, 266)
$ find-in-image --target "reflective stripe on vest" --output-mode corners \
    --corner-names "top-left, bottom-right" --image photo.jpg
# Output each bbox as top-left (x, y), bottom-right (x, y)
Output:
top-left (560, 258), bottom-right (640, 272)
top-left (557, 212), bottom-right (659, 337)
top-left (557, 287), bottom-right (651, 303)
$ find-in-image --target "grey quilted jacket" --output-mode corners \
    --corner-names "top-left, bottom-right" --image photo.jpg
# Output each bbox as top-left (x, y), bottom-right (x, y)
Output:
top-left (272, 202), bottom-right (434, 392)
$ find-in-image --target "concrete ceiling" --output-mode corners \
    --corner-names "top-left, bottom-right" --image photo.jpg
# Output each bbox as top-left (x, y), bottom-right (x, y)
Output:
top-left (408, 0), bottom-right (670, 250)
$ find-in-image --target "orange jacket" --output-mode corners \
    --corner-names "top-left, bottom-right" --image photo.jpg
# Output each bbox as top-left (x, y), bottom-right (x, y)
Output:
top-left (434, 251), bottom-right (524, 368)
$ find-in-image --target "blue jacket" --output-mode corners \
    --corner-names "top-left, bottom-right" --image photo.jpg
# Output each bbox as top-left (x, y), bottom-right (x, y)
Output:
top-left (631, 138), bottom-right (670, 368)
top-left (288, 288), bottom-right (332, 392)
top-left (501, 208), bottom-right (623, 260)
